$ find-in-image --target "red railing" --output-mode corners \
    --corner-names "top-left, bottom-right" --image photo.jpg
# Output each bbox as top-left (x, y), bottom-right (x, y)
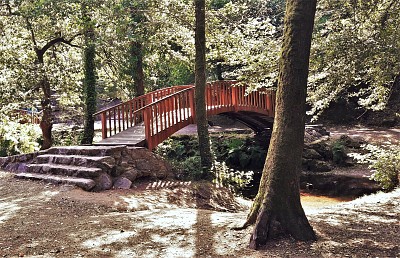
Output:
top-left (12, 109), bottom-right (41, 124)
top-left (95, 81), bottom-right (276, 149)
top-left (93, 86), bottom-right (193, 139)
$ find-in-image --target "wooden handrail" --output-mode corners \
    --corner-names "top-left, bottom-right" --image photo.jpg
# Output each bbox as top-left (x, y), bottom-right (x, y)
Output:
top-left (95, 80), bottom-right (276, 149)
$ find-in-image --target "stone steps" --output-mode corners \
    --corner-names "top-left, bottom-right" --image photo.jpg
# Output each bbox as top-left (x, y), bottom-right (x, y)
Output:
top-left (45, 145), bottom-right (125, 157)
top-left (27, 163), bottom-right (103, 179)
top-left (5, 145), bottom-right (172, 192)
top-left (14, 172), bottom-right (96, 191)
top-left (36, 154), bottom-right (115, 170)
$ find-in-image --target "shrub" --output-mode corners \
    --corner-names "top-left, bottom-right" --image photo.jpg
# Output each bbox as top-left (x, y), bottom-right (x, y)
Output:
top-left (331, 139), bottom-right (347, 165)
top-left (350, 144), bottom-right (400, 190)
top-left (370, 150), bottom-right (400, 190)
top-left (0, 119), bottom-right (41, 156)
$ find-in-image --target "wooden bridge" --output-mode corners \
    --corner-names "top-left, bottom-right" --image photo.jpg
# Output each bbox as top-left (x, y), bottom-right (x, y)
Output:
top-left (94, 81), bottom-right (276, 150)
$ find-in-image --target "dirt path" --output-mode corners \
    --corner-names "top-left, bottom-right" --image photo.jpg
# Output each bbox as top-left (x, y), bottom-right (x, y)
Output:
top-left (328, 125), bottom-right (400, 145)
top-left (1, 170), bottom-right (399, 258)
top-left (1, 125), bottom-right (400, 257)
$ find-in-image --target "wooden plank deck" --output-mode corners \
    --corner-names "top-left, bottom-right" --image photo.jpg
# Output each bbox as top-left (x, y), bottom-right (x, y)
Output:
top-left (94, 125), bottom-right (146, 147)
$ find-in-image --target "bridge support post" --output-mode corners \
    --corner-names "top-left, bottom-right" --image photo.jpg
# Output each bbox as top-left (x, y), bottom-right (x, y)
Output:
top-left (189, 89), bottom-right (196, 123)
top-left (143, 107), bottom-right (153, 150)
top-left (101, 112), bottom-right (107, 139)
top-left (232, 86), bottom-right (239, 112)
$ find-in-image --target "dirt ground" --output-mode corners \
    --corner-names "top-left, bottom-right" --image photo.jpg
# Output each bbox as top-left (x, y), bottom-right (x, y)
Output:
top-left (1, 125), bottom-right (399, 257)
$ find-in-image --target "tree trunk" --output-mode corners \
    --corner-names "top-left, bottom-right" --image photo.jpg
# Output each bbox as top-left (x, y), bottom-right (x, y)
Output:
top-left (81, 22), bottom-right (97, 145)
top-left (130, 41), bottom-right (145, 97)
top-left (248, 0), bottom-right (317, 249)
top-left (39, 77), bottom-right (53, 150)
top-left (35, 49), bottom-right (53, 150)
top-left (80, 4), bottom-right (97, 145)
top-left (129, 2), bottom-right (145, 97)
top-left (194, 0), bottom-right (213, 171)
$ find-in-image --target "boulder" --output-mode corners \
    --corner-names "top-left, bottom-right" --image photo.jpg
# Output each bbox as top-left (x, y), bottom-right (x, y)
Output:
top-left (113, 177), bottom-right (132, 189)
top-left (94, 173), bottom-right (113, 191)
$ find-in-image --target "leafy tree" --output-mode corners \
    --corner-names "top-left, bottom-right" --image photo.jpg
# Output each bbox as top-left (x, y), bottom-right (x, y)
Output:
top-left (247, 0), bottom-right (317, 248)
top-left (308, 0), bottom-right (400, 118)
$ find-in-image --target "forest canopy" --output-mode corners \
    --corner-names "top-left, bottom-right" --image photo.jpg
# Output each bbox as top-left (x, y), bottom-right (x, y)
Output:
top-left (0, 0), bottom-right (399, 121)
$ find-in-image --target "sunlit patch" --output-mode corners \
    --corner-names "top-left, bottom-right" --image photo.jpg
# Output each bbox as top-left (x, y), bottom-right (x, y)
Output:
top-left (145, 180), bottom-right (192, 190)
top-left (0, 200), bottom-right (21, 223)
top-left (81, 230), bottom-right (137, 248)
top-left (37, 190), bottom-right (59, 201)
top-left (150, 233), bottom-right (195, 258)
top-left (134, 209), bottom-right (197, 229)
top-left (120, 196), bottom-right (141, 210)
top-left (0, 171), bottom-right (13, 179)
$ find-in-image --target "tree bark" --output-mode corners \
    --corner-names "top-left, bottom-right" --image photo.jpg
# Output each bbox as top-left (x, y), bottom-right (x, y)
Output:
top-left (129, 3), bottom-right (145, 97)
top-left (38, 76), bottom-right (53, 150)
top-left (130, 41), bottom-right (145, 97)
top-left (34, 48), bottom-right (53, 150)
top-left (248, 0), bottom-right (317, 249)
top-left (80, 16), bottom-right (97, 145)
top-left (194, 0), bottom-right (213, 171)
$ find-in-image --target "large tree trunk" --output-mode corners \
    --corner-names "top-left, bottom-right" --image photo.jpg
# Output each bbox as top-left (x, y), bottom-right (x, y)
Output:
top-left (81, 16), bottom-right (97, 145)
top-left (248, 0), bottom-right (317, 249)
top-left (194, 0), bottom-right (212, 171)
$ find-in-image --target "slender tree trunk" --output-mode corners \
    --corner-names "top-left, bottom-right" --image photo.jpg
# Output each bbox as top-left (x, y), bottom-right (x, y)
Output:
top-left (129, 2), bottom-right (145, 97)
top-left (248, 0), bottom-right (317, 249)
top-left (130, 41), bottom-right (145, 97)
top-left (35, 50), bottom-right (53, 150)
top-left (81, 8), bottom-right (97, 145)
top-left (194, 0), bottom-right (212, 171)
top-left (39, 75), bottom-right (53, 150)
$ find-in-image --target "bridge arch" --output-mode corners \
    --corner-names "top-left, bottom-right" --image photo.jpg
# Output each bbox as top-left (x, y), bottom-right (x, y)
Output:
top-left (95, 81), bottom-right (276, 149)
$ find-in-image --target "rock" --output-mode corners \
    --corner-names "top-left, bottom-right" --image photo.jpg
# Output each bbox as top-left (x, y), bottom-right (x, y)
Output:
top-left (303, 159), bottom-right (333, 172)
top-left (122, 169), bottom-right (139, 182)
top-left (303, 148), bottom-right (322, 159)
top-left (113, 177), bottom-right (132, 189)
top-left (94, 173), bottom-right (113, 191)
top-left (339, 135), bottom-right (363, 148)
top-left (306, 140), bottom-right (333, 160)
top-left (136, 159), bottom-right (152, 171)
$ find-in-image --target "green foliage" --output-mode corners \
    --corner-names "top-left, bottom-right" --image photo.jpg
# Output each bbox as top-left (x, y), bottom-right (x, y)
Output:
top-left (331, 140), bottom-right (347, 165)
top-left (371, 153), bottom-right (399, 191)
top-left (53, 128), bottom-right (84, 147)
top-left (213, 135), bottom-right (266, 169)
top-left (157, 133), bottom-right (266, 185)
top-left (0, 119), bottom-right (41, 157)
top-left (350, 144), bottom-right (400, 190)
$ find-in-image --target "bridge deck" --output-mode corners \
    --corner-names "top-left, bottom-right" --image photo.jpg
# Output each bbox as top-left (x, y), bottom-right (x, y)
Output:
top-left (94, 125), bottom-right (146, 146)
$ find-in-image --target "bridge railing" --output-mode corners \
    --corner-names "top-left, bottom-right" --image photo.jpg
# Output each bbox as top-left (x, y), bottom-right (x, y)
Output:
top-left (129, 87), bottom-right (195, 150)
top-left (11, 109), bottom-right (42, 124)
top-left (95, 80), bottom-right (276, 149)
top-left (94, 85), bottom-right (193, 139)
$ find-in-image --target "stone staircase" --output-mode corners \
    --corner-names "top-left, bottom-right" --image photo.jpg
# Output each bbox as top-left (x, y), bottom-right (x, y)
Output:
top-left (2, 145), bottom-right (172, 191)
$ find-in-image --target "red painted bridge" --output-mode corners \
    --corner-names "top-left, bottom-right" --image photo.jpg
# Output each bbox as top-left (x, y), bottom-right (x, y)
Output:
top-left (94, 81), bottom-right (276, 150)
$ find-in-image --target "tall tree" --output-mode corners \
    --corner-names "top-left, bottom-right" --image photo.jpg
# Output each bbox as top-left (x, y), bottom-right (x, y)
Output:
top-left (128, 1), bottom-right (146, 97)
top-left (248, 0), bottom-right (317, 249)
top-left (81, 4), bottom-right (97, 145)
top-left (194, 0), bottom-right (213, 171)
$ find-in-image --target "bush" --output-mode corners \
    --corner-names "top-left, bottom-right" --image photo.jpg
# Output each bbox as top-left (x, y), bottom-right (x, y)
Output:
top-left (370, 151), bottom-right (400, 190)
top-left (350, 144), bottom-right (400, 190)
top-left (0, 119), bottom-right (41, 157)
top-left (331, 139), bottom-right (347, 165)
top-left (53, 128), bottom-right (84, 146)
